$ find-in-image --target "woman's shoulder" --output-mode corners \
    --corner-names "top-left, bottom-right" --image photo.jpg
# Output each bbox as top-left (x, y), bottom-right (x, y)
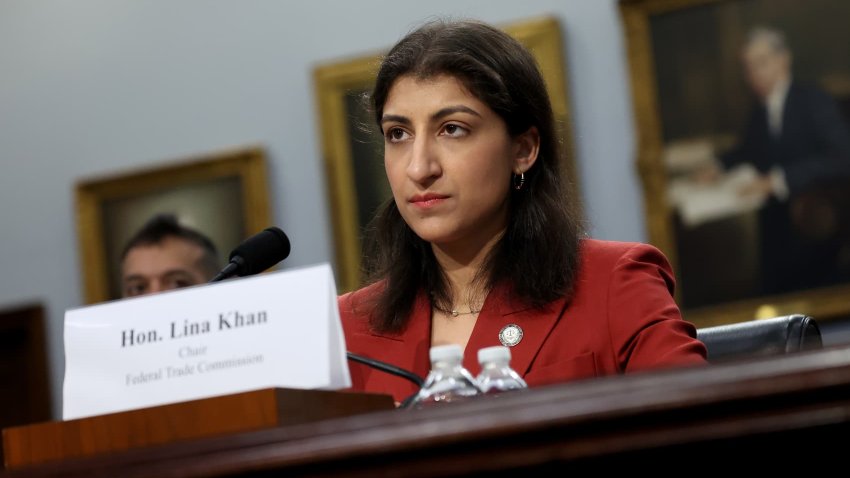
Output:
top-left (580, 238), bottom-right (665, 259)
top-left (338, 281), bottom-right (385, 320)
top-left (575, 238), bottom-right (676, 298)
top-left (578, 238), bottom-right (672, 273)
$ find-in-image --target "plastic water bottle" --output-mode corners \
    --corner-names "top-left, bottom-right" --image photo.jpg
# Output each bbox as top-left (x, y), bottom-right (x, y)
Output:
top-left (409, 344), bottom-right (482, 408)
top-left (475, 346), bottom-right (527, 394)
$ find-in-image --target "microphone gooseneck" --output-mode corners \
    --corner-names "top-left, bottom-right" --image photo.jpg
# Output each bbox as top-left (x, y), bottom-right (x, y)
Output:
top-left (346, 352), bottom-right (424, 388)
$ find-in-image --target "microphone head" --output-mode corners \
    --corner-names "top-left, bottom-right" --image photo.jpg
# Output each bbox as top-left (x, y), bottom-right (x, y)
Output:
top-left (229, 227), bottom-right (291, 276)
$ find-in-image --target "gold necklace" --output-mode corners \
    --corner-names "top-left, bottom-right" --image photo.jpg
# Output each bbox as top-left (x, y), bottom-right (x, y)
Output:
top-left (433, 304), bottom-right (481, 317)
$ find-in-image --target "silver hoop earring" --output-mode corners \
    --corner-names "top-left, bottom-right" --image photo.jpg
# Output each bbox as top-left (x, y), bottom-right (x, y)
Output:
top-left (512, 172), bottom-right (525, 190)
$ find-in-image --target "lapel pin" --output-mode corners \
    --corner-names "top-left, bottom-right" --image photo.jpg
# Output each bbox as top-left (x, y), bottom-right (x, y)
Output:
top-left (498, 324), bottom-right (523, 347)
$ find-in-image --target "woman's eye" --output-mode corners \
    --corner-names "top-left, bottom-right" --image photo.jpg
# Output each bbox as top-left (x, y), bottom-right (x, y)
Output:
top-left (386, 127), bottom-right (409, 142)
top-left (442, 124), bottom-right (468, 137)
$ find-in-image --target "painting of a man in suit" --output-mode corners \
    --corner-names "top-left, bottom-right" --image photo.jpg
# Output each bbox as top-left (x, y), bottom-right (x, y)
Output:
top-left (702, 26), bottom-right (850, 296)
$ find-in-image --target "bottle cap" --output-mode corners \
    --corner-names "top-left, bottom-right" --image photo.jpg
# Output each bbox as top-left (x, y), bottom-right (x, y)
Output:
top-left (430, 344), bottom-right (463, 363)
top-left (478, 345), bottom-right (511, 364)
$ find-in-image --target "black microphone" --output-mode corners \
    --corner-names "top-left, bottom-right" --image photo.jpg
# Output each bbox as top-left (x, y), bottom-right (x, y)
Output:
top-left (210, 227), bottom-right (291, 283)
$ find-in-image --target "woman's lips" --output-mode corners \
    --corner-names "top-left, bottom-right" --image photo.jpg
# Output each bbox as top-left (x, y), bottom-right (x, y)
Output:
top-left (409, 193), bottom-right (449, 209)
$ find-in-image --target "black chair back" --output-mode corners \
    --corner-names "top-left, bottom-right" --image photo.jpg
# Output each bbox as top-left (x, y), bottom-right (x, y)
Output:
top-left (696, 314), bottom-right (822, 362)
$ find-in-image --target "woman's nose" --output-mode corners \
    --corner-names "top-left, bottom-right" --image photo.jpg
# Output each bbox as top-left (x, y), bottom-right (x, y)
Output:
top-left (406, 136), bottom-right (441, 183)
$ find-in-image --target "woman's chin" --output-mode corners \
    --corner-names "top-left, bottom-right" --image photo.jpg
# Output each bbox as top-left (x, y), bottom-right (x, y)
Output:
top-left (408, 225), bottom-right (459, 245)
top-left (412, 231), bottom-right (452, 245)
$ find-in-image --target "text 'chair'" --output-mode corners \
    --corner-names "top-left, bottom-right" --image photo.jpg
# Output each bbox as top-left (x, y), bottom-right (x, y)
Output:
top-left (696, 314), bottom-right (822, 362)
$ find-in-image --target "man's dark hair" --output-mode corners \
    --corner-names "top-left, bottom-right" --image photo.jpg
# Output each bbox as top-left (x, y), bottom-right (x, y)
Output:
top-left (121, 214), bottom-right (220, 278)
top-left (361, 19), bottom-right (585, 334)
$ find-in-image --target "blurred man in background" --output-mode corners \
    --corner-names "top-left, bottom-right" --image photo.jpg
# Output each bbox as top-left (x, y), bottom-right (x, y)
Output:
top-left (120, 214), bottom-right (220, 297)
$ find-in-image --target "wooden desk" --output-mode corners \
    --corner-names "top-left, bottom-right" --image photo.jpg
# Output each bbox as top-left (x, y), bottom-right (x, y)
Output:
top-left (8, 345), bottom-right (850, 476)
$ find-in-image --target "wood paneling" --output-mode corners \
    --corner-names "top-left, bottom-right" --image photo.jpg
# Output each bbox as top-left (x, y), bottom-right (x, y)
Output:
top-left (7, 345), bottom-right (850, 476)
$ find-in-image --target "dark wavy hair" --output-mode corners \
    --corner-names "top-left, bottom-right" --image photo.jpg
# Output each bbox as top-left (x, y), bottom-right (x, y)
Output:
top-left (362, 19), bottom-right (583, 334)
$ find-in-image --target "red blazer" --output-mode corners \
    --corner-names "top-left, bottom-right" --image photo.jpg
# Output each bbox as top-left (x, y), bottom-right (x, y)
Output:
top-left (339, 239), bottom-right (707, 403)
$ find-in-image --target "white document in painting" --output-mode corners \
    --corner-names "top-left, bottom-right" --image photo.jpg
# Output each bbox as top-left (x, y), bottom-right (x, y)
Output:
top-left (63, 263), bottom-right (350, 420)
top-left (668, 164), bottom-right (767, 228)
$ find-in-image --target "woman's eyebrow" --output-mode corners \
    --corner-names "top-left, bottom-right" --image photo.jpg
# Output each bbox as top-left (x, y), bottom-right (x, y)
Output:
top-left (380, 114), bottom-right (410, 126)
top-left (380, 105), bottom-right (481, 126)
top-left (432, 105), bottom-right (481, 120)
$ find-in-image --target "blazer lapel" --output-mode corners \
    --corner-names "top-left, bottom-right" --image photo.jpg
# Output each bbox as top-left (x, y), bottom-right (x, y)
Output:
top-left (463, 283), bottom-right (569, 376)
top-left (360, 290), bottom-right (433, 382)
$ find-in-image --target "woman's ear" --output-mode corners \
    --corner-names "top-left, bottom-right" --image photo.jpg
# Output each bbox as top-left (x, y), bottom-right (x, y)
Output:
top-left (512, 126), bottom-right (540, 174)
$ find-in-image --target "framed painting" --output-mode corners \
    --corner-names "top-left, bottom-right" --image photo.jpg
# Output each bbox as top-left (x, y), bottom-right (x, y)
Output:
top-left (75, 145), bottom-right (272, 304)
top-left (620, 0), bottom-right (850, 325)
top-left (314, 15), bottom-right (578, 292)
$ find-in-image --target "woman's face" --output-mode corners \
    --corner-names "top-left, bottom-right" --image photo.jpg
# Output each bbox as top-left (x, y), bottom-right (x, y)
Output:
top-left (381, 74), bottom-right (529, 249)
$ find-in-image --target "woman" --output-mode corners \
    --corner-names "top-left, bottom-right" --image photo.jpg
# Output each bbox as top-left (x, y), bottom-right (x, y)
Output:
top-left (339, 19), bottom-right (706, 404)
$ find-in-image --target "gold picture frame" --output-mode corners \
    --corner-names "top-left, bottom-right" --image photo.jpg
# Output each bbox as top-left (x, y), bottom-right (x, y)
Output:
top-left (620, 0), bottom-right (850, 326)
top-left (314, 15), bottom-right (577, 292)
top-left (75, 145), bottom-right (272, 304)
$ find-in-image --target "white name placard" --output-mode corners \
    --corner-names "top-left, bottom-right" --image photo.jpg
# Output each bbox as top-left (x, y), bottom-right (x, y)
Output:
top-left (63, 263), bottom-right (350, 420)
